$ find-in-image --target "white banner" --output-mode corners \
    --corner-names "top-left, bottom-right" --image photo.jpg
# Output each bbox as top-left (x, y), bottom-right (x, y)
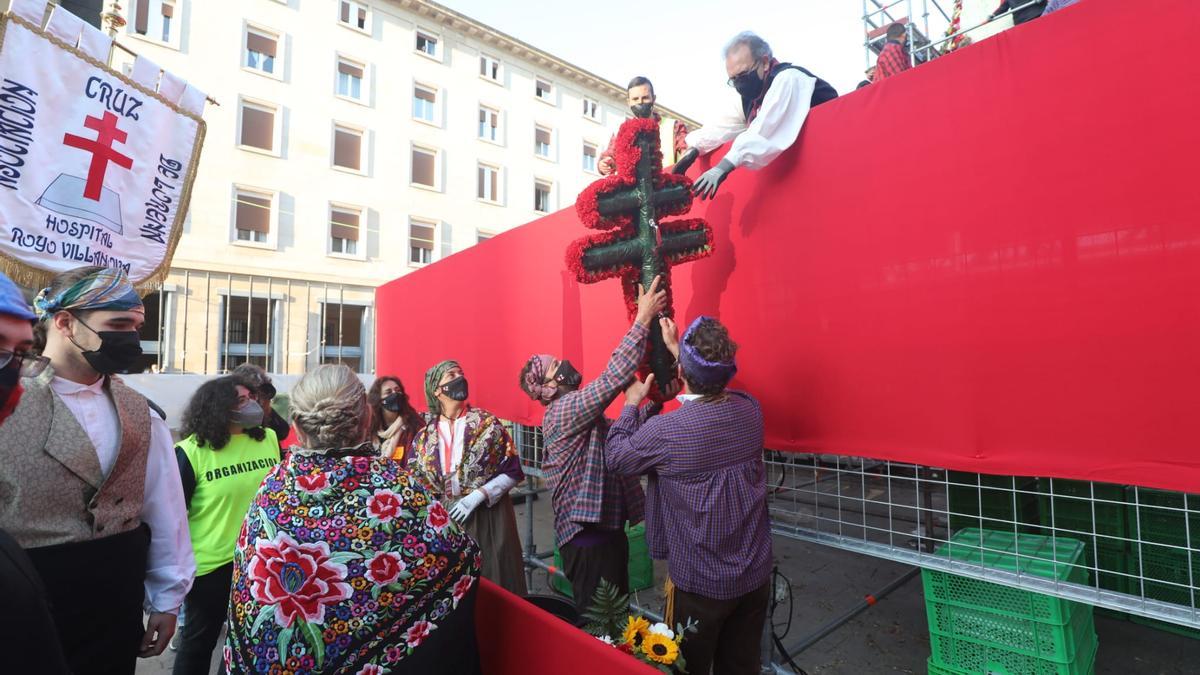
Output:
top-left (0, 8), bottom-right (205, 287)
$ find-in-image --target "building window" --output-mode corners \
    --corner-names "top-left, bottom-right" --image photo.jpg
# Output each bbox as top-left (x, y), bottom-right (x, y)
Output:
top-left (130, 0), bottom-right (178, 47)
top-left (219, 296), bottom-right (277, 372)
top-left (135, 290), bottom-right (172, 373)
top-left (410, 146), bottom-right (437, 188)
top-left (535, 78), bottom-right (553, 102)
top-left (477, 231), bottom-right (494, 244)
top-left (477, 163), bottom-right (499, 203)
top-left (238, 100), bottom-right (278, 153)
top-left (534, 180), bottom-right (552, 213)
top-left (233, 188), bottom-right (272, 244)
top-left (582, 98), bottom-right (599, 120)
top-left (415, 31), bottom-right (439, 58)
top-left (410, 219), bottom-right (436, 265)
top-left (339, 0), bottom-right (368, 31)
top-left (320, 303), bottom-right (366, 372)
top-left (245, 28), bottom-right (278, 75)
top-left (412, 84), bottom-right (437, 123)
top-left (329, 206), bottom-right (361, 256)
top-left (333, 125), bottom-right (363, 172)
top-left (583, 142), bottom-right (598, 173)
top-left (480, 55), bottom-right (501, 82)
top-left (478, 106), bottom-right (499, 142)
top-left (535, 125), bottom-right (552, 159)
top-left (336, 58), bottom-right (365, 101)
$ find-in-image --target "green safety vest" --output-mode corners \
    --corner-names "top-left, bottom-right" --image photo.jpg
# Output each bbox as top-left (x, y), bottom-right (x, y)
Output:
top-left (178, 430), bottom-right (280, 575)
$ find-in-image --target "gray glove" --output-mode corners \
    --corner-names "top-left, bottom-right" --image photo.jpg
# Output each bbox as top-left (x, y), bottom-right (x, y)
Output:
top-left (691, 159), bottom-right (735, 200)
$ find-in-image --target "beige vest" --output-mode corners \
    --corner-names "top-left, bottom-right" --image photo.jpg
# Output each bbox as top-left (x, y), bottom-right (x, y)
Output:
top-left (0, 367), bottom-right (150, 548)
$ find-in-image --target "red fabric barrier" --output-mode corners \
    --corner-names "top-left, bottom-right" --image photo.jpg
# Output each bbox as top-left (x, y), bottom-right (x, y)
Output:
top-left (474, 578), bottom-right (656, 674)
top-left (378, 0), bottom-right (1200, 493)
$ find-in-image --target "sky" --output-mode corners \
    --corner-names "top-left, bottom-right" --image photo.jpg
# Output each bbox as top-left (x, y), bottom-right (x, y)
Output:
top-left (439, 0), bottom-right (878, 122)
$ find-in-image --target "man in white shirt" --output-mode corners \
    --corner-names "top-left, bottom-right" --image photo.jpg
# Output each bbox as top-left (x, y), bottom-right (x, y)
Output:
top-left (685, 31), bottom-right (839, 200)
top-left (0, 265), bottom-right (194, 674)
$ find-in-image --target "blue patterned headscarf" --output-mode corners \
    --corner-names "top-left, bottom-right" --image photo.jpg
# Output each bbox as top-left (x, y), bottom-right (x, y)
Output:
top-left (33, 267), bottom-right (142, 320)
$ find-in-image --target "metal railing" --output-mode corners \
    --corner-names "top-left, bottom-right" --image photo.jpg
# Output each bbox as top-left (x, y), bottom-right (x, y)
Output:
top-left (863, 0), bottom-right (1047, 67)
top-left (138, 268), bottom-right (377, 375)
top-left (510, 422), bottom-right (1200, 636)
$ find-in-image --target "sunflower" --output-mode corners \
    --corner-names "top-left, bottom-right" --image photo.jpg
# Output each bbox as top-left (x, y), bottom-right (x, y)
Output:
top-left (641, 632), bottom-right (679, 665)
top-left (621, 616), bottom-right (651, 645)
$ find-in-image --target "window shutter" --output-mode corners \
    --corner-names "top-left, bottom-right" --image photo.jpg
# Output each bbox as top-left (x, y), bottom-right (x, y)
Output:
top-left (247, 33), bottom-right (277, 58)
top-left (415, 87), bottom-right (436, 103)
top-left (161, 2), bottom-right (174, 18)
top-left (338, 60), bottom-right (363, 79)
top-left (334, 129), bottom-right (361, 170)
top-left (536, 128), bottom-right (550, 146)
top-left (236, 194), bottom-right (271, 233)
top-left (440, 222), bottom-right (453, 258)
top-left (135, 0), bottom-right (149, 34)
top-left (412, 149), bottom-right (435, 185)
top-left (241, 106), bottom-right (275, 150)
top-left (476, 167), bottom-right (484, 198)
top-left (330, 209), bottom-right (360, 241)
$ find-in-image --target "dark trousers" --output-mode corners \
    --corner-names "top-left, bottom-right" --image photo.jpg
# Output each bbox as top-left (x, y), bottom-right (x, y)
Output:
top-left (560, 531), bottom-right (629, 616)
top-left (666, 579), bottom-right (771, 675)
top-left (173, 562), bottom-right (233, 675)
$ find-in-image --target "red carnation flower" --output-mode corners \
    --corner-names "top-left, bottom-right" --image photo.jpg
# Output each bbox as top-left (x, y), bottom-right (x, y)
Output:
top-left (452, 575), bottom-right (474, 606)
top-left (365, 551), bottom-right (406, 586)
top-left (296, 472), bottom-right (329, 495)
top-left (405, 620), bottom-right (436, 648)
top-left (427, 501), bottom-right (450, 532)
top-left (367, 489), bottom-right (403, 522)
top-left (247, 532), bottom-right (352, 627)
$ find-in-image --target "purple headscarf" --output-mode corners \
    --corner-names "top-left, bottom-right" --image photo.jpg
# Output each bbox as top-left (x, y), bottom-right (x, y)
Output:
top-left (679, 316), bottom-right (737, 388)
top-left (521, 354), bottom-right (557, 403)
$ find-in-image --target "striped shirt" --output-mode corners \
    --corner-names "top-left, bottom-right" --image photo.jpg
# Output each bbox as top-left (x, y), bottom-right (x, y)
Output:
top-left (606, 390), bottom-right (773, 600)
top-left (542, 323), bottom-right (648, 547)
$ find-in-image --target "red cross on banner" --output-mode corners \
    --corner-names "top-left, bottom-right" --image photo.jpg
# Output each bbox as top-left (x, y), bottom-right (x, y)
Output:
top-left (62, 111), bottom-right (134, 201)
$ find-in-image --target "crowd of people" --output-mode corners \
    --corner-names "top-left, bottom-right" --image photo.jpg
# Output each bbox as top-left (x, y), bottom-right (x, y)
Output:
top-left (0, 263), bottom-right (767, 673)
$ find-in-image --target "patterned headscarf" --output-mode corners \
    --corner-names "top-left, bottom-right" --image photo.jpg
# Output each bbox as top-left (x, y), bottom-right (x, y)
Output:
top-left (521, 354), bottom-right (556, 403)
top-left (424, 360), bottom-right (460, 416)
top-left (33, 268), bottom-right (142, 320)
top-left (679, 316), bottom-right (738, 388)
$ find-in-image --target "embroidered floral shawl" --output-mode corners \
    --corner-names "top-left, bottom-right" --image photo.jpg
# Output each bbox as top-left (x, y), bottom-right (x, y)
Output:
top-left (407, 407), bottom-right (521, 499)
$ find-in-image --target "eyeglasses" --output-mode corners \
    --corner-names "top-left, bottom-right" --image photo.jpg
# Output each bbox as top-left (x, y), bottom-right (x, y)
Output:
top-left (0, 350), bottom-right (50, 378)
top-left (727, 66), bottom-right (759, 87)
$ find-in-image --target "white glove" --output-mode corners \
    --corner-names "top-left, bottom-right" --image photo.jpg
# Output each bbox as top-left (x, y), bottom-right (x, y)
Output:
top-left (449, 489), bottom-right (486, 523)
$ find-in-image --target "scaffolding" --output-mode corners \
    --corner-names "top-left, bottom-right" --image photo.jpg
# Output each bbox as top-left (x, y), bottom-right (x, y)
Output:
top-left (863, 0), bottom-right (1046, 68)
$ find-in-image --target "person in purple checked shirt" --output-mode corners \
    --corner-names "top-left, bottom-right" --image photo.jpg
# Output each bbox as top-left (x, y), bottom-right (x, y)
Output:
top-left (518, 275), bottom-right (673, 614)
top-left (606, 316), bottom-right (772, 675)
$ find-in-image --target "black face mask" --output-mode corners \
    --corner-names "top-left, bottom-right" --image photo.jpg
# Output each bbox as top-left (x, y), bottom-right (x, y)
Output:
top-left (72, 318), bottom-right (143, 375)
top-left (440, 376), bottom-right (469, 402)
top-left (630, 102), bottom-right (655, 118)
top-left (732, 67), bottom-right (765, 99)
top-left (553, 360), bottom-right (583, 389)
top-left (381, 391), bottom-right (407, 413)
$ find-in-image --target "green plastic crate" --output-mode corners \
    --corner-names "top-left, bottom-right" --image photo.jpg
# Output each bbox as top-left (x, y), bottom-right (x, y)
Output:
top-left (550, 522), bottom-right (653, 599)
top-left (924, 529), bottom-right (1088, 624)
top-left (1035, 479), bottom-right (1128, 540)
top-left (927, 598), bottom-right (1094, 663)
top-left (926, 640), bottom-right (1097, 675)
top-left (929, 612), bottom-right (1095, 675)
top-left (948, 473), bottom-right (1040, 534)
top-left (1127, 488), bottom-right (1200, 550)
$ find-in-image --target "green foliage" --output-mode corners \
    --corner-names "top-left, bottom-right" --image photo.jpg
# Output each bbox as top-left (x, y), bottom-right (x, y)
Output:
top-left (582, 578), bottom-right (630, 639)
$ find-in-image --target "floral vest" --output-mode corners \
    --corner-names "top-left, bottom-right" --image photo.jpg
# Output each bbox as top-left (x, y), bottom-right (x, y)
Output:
top-left (407, 406), bottom-right (516, 499)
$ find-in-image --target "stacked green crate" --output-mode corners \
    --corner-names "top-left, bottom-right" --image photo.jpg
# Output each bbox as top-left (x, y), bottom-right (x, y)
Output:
top-left (1126, 488), bottom-right (1200, 639)
top-left (923, 528), bottom-right (1097, 675)
top-left (1035, 479), bottom-right (1131, 619)
top-left (947, 472), bottom-right (1040, 534)
top-left (550, 522), bottom-right (654, 598)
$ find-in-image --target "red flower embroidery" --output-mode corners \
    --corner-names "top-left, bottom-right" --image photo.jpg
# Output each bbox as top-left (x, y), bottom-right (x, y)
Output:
top-left (365, 551), bottom-right (406, 586)
top-left (405, 620), bottom-right (436, 648)
top-left (452, 575), bottom-right (474, 606)
top-left (296, 472), bottom-right (329, 495)
top-left (426, 501), bottom-right (450, 532)
top-left (356, 665), bottom-right (385, 675)
top-left (367, 489), bottom-right (403, 522)
top-left (247, 532), bottom-right (352, 627)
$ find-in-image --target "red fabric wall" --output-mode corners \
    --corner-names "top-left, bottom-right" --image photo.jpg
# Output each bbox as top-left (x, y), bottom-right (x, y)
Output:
top-left (378, 0), bottom-right (1200, 493)
top-left (475, 579), bottom-right (657, 674)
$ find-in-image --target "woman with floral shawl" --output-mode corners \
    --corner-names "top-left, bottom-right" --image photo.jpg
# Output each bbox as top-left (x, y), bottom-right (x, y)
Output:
top-left (225, 364), bottom-right (481, 674)
top-left (405, 360), bottom-right (527, 595)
